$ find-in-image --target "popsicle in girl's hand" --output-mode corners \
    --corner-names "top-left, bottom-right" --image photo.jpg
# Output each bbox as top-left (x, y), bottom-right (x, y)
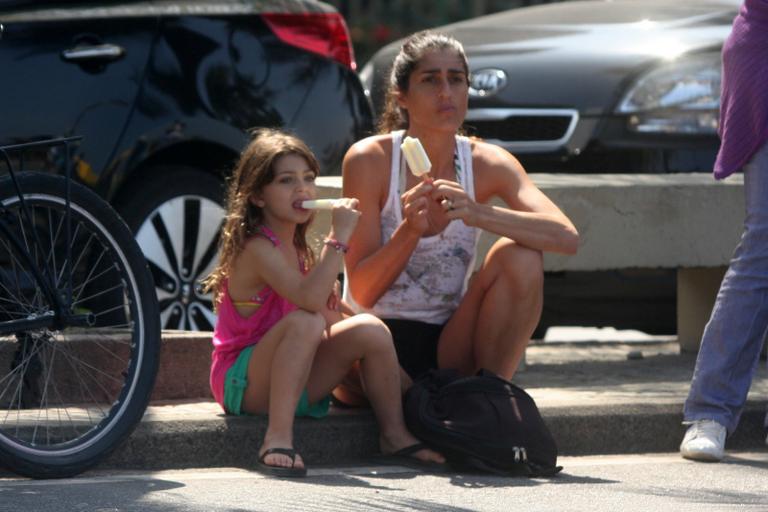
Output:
top-left (400, 136), bottom-right (432, 177)
top-left (301, 199), bottom-right (338, 210)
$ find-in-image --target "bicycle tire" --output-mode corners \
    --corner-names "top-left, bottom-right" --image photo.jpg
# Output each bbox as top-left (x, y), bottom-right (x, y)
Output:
top-left (0, 172), bottom-right (160, 478)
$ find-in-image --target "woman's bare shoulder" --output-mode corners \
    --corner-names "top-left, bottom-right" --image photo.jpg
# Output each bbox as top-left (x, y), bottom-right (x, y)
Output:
top-left (468, 138), bottom-right (528, 201)
top-left (345, 133), bottom-right (393, 166)
top-left (469, 138), bottom-right (523, 173)
top-left (344, 134), bottom-right (395, 184)
top-left (343, 134), bottom-right (393, 205)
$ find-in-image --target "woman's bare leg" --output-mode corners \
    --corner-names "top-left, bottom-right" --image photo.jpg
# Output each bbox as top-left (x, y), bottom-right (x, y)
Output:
top-left (305, 313), bottom-right (444, 463)
top-left (438, 238), bottom-right (543, 380)
top-left (240, 310), bottom-right (326, 470)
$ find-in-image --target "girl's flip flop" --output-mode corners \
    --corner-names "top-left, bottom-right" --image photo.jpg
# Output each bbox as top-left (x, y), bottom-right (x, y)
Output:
top-left (256, 447), bottom-right (307, 478)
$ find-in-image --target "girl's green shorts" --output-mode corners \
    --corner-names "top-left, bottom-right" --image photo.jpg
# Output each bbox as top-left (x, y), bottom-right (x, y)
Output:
top-left (223, 345), bottom-right (330, 418)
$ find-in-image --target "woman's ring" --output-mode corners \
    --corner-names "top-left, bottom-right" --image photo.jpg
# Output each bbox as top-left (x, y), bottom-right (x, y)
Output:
top-left (445, 199), bottom-right (454, 211)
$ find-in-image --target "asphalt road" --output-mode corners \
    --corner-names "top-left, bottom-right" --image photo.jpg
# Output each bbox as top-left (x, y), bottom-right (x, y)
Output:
top-left (1, 451), bottom-right (766, 512)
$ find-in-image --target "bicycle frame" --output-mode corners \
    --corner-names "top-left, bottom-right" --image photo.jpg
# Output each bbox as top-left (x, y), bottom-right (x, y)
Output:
top-left (0, 136), bottom-right (94, 333)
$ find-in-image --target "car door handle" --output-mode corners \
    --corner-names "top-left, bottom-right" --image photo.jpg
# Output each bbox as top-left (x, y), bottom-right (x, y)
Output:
top-left (62, 43), bottom-right (125, 63)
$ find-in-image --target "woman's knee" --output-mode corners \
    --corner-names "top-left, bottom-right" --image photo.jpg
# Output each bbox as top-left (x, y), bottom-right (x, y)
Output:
top-left (486, 240), bottom-right (543, 293)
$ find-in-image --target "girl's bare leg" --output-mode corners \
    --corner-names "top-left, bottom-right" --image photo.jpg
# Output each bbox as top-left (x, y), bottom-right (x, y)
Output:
top-left (305, 314), bottom-right (444, 463)
top-left (240, 310), bottom-right (326, 470)
top-left (325, 303), bottom-right (411, 404)
top-left (438, 238), bottom-right (543, 380)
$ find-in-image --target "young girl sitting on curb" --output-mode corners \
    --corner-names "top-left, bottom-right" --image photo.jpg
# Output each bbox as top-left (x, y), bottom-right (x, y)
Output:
top-left (202, 129), bottom-right (443, 477)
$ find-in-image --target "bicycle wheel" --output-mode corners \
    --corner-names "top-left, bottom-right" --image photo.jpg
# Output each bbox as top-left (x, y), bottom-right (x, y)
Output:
top-left (0, 172), bottom-right (160, 478)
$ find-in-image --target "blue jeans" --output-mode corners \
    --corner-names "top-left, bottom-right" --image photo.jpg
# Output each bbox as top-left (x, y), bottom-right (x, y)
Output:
top-left (683, 142), bottom-right (768, 435)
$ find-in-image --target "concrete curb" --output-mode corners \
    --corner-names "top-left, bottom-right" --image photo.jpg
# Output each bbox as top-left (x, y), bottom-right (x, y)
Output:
top-left (103, 401), bottom-right (767, 471)
top-left (98, 333), bottom-right (767, 471)
top-left (100, 333), bottom-right (768, 469)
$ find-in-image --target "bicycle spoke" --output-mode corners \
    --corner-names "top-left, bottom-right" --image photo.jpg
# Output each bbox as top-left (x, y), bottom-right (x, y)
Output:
top-left (0, 241), bottom-right (40, 316)
top-left (70, 255), bottom-right (113, 301)
top-left (0, 298), bottom-right (30, 320)
top-left (1, 338), bottom-right (47, 437)
top-left (74, 282), bottom-right (126, 307)
top-left (44, 207), bottom-right (65, 286)
top-left (56, 346), bottom-right (127, 388)
top-left (92, 305), bottom-right (132, 323)
top-left (31, 341), bottom-right (56, 445)
top-left (57, 353), bottom-right (113, 437)
top-left (54, 343), bottom-right (110, 432)
top-left (0, 337), bottom-right (47, 404)
top-left (52, 222), bottom-right (86, 292)
top-left (44, 362), bottom-right (78, 444)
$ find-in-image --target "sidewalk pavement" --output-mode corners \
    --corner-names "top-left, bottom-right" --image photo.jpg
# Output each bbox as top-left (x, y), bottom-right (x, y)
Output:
top-left (104, 334), bottom-right (768, 471)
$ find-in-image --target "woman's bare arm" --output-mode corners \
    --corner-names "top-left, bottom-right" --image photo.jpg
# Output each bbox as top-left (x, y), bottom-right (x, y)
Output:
top-left (342, 138), bottom-right (429, 309)
top-left (435, 142), bottom-right (579, 254)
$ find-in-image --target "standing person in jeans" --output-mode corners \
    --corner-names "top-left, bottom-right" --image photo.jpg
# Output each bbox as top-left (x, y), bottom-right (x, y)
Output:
top-left (341, 31), bottom-right (578, 384)
top-left (680, 0), bottom-right (768, 462)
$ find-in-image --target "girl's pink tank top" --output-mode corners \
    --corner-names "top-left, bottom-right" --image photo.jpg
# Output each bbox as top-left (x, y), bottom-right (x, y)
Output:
top-left (209, 226), bottom-right (300, 407)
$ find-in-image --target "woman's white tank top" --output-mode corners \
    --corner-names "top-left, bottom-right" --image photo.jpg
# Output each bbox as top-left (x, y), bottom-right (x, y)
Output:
top-left (343, 131), bottom-right (480, 324)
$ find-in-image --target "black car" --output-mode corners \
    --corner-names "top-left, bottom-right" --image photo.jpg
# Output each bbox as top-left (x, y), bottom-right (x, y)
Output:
top-left (361, 0), bottom-right (739, 334)
top-left (0, 0), bottom-right (373, 331)
top-left (362, 0), bottom-right (737, 174)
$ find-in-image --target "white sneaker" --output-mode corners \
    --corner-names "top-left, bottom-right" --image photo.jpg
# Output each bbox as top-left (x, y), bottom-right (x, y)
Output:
top-left (679, 420), bottom-right (726, 462)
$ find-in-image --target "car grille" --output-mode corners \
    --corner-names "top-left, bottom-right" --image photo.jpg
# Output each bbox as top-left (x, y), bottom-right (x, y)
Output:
top-left (464, 108), bottom-right (578, 153)
top-left (468, 116), bottom-right (572, 141)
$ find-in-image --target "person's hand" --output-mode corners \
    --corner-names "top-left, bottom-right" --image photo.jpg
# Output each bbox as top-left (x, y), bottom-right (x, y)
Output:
top-left (432, 179), bottom-right (477, 226)
top-left (330, 197), bottom-right (361, 242)
top-left (326, 279), bottom-right (341, 312)
top-left (400, 178), bottom-right (434, 235)
top-left (321, 279), bottom-right (343, 330)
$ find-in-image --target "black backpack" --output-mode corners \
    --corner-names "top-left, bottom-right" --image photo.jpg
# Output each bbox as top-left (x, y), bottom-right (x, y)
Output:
top-left (403, 368), bottom-right (562, 477)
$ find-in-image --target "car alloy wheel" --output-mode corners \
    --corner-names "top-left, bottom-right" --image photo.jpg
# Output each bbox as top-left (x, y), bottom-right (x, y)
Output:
top-left (135, 194), bottom-right (224, 331)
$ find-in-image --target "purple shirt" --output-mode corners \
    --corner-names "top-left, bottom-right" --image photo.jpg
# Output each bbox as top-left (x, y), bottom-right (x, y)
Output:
top-left (714, 0), bottom-right (768, 179)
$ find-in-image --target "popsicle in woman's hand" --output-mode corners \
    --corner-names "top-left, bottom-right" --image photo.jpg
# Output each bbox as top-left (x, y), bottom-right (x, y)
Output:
top-left (400, 136), bottom-right (432, 177)
top-left (301, 199), bottom-right (338, 210)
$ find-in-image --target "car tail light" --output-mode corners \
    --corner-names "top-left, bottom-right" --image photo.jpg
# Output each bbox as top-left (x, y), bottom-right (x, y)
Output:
top-left (262, 12), bottom-right (356, 71)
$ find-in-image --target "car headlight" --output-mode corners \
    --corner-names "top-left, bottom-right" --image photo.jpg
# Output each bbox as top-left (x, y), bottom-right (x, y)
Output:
top-left (616, 53), bottom-right (721, 135)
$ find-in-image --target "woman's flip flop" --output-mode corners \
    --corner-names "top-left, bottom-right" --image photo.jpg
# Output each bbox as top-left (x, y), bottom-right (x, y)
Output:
top-left (256, 447), bottom-right (307, 478)
top-left (378, 442), bottom-right (448, 473)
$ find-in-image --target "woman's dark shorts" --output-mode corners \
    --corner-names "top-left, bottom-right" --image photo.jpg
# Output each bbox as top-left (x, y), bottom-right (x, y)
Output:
top-left (382, 318), bottom-right (445, 380)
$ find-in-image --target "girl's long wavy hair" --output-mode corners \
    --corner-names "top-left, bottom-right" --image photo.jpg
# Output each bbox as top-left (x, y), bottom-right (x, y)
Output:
top-left (378, 30), bottom-right (470, 134)
top-left (201, 128), bottom-right (319, 306)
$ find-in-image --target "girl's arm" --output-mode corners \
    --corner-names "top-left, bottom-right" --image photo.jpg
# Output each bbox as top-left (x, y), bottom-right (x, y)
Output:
top-left (244, 200), bottom-right (360, 312)
top-left (342, 138), bottom-right (432, 309)
top-left (433, 142), bottom-right (579, 255)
